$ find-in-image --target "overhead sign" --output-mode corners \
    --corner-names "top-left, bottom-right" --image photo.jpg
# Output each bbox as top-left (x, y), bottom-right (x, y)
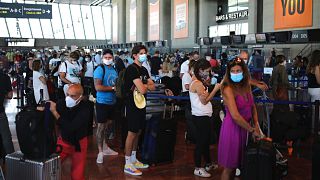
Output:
top-left (274, 0), bottom-right (312, 30)
top-left (216, 10), bottom-right (248, 23)
top-left (290, 30), bottom-right (308, 43)
top-left (0, 2), bottom-right (52, 19)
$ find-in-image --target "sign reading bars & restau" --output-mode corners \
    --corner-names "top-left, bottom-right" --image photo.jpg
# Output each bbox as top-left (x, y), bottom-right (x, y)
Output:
top-left (216, 9), bottom-right (248, 23)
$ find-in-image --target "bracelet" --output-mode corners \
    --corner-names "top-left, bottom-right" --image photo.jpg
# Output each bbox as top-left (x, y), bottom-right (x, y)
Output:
top-left (249, 127), bottom-right (255, 133)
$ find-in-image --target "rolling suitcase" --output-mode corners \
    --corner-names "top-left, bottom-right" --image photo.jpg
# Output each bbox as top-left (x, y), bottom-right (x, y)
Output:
top-left (142, 113), bottom-right (177, 165)
top-left (242, 139), bottom-right (277, 180)
top-left (5, 152), bottom-right (61, 180)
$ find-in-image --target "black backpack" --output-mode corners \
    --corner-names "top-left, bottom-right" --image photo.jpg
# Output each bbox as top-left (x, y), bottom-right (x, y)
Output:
top-left (15, 102), bottom-right (61, 159)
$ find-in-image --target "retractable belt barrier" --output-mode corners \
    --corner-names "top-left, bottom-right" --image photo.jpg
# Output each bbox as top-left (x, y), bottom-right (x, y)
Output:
top-left (146, 93), bottom-right (314, 106)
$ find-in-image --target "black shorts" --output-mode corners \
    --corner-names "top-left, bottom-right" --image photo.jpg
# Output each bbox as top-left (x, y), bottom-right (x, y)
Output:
top-left (125, 103), bottom-right (146, 133)
top-left (96, 103), bottom-right (115, 123)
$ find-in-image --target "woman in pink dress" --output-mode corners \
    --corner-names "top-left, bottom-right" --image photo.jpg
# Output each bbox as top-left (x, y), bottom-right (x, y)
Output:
top-left (218, 57), bottom-right (261, 180)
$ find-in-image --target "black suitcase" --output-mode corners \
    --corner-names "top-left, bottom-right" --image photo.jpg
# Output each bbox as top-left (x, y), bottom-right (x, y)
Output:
top-left (242, 139), bottom-right (277, 180)
top-left (142, 113), bottom-right (177, 165)
top-left (312, 100), bottom-right (320, 180)
top-left (15, 102), bottom-right (59, 160)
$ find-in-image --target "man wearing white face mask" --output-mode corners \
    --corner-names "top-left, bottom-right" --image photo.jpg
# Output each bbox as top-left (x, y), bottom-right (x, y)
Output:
top-left (49, 84), bottom-right (91, 180)
top-left (59, 51), bottom-right (83, 96)
top-left (93, 49), bottom-right (119, 164)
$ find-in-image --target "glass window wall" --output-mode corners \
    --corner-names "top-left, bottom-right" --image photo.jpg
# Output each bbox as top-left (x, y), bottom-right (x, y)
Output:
top-left (29, 19), bottom-right (43, 38)
top-left (0, 1), bottom-right (111, 40)
top-left (40, 19), bottom-right (54, 38)
top-left (51, 4), bottom-right (64, 39)
top-left (91, 6), bottom-right (105, 39)
top-left (70, 5), bottom-right (85, 39)
top-left (0, 18), bottom-right (9, 37)
top-left (81, 5), bottom-right (95, 39)
top-left (228, 0), bottom-right (249, 12)
top-left (102, 6), bottom-right (112, 40)
top-left (59, 4), bottom-right (75, 39)
top-left (6, 19), bottom-right (21, 38)
top-left (18, 19), bottom-right (32, 38)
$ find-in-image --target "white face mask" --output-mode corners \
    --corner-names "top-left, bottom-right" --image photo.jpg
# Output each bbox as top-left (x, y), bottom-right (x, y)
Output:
top-left (244, 60), bottom-right (248, 64)
top-left (103, 58), bottom-right (113, 65)
top-left (206, 56), bottom-right (211, 61)
top-left (85, 58), bottom-right (90, 62)
top-left (65, 96), bottom-right (81, 108)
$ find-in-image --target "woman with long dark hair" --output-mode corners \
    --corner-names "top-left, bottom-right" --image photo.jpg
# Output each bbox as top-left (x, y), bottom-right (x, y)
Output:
top-left (218, 57), bottom-right (260, 180)
top-left (189, 59), bottom-right (220, 178)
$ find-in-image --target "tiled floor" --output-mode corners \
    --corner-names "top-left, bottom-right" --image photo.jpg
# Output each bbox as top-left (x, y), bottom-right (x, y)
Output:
top-left (4, 97), bottom-right (312, 180)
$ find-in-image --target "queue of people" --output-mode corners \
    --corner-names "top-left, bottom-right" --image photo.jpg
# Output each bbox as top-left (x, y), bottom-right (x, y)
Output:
top-left (0, 46), bottom-right (319, 180)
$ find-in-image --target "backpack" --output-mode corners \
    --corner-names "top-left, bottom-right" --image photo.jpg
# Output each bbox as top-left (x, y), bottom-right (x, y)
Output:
top-left (115, 68), bottom-right (126, 99)
top-left (15, 102), bottom-right (61, 159)
top-left (115, 63), bottom-right (141, 99)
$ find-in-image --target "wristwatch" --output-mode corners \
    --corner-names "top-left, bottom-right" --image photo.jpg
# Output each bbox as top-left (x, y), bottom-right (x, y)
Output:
top-left (249, 127), bottom-right (255, 133)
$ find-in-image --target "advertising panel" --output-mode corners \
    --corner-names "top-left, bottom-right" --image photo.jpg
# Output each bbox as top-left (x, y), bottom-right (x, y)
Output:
top-left (149, 0), bottom-right (160, 41)
top-left (274, 0), bottom-right (313, 29)
top-left (174, 0), bottom-right (188, 38)
top-left (130, 0), bottom-right (136, 42)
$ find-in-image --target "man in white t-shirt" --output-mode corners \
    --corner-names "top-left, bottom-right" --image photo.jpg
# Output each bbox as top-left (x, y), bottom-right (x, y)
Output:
top-left (95, 51), bottom-right (102, 64)
top-left (59, 51), bottom-right (83, 95)
top-left (182, 64), bottom-right (194, 93)
top-left (180, 52), bottom-right (199, 78)
top-left (83, 54), bottom-right (98, 96)
top-left (49, 53), bottom-right (61, 87)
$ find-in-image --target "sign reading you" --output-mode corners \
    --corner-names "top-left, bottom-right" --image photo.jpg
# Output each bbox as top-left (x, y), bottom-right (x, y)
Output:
top-left (274, 0), bottom-right (312, 29)
top-left (216, 9), bottom-right (248, 23)
top-left (0, 2), bottom-right (52, 19)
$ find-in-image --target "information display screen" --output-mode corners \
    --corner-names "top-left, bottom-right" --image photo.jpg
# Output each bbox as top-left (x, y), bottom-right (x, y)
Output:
top-left (8, 39), bottom-right (35, 47)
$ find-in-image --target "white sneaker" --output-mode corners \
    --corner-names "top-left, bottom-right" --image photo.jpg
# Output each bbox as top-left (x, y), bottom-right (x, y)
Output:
top-left (96, 152), bottom-right (104, 164)
top-left (194, 168), bottom-right (211, 178)
top-left (235, 168), bottom-right (241, 176)
top-left (205, 162), bottom-right (218, 171)
top-left (103, 147), bottom-right (118, 156)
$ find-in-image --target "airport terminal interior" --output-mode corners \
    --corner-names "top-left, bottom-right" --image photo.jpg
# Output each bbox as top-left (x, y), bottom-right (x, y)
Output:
top-left (0, 0), bottom-right (319, 179)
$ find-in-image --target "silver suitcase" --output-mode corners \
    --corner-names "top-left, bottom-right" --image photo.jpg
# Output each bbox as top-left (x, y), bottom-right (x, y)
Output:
top-left (5, 152), bottom-right (61, 180)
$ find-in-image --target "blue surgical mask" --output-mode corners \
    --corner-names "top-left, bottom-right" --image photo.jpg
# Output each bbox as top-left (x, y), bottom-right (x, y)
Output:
top-left (138, 54), bottom-right (147, 63)
top-left (230, 72), bottom-right (243, 83)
